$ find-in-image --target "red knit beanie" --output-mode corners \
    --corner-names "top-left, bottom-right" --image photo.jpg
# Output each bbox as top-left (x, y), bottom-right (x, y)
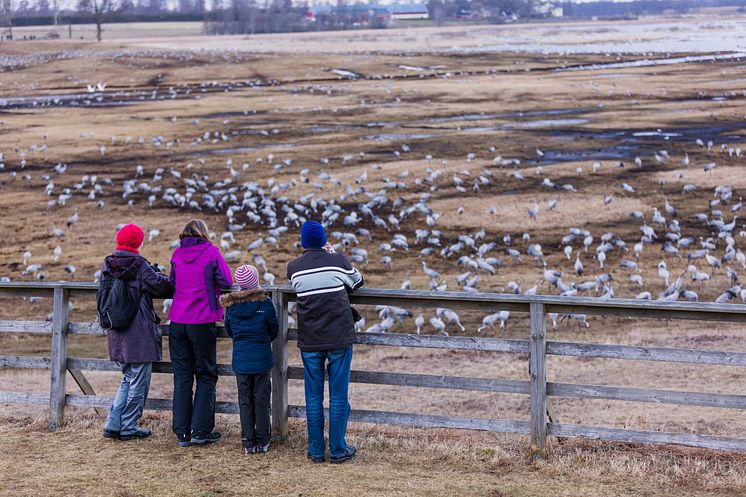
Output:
top-left (116, 224), bottom-right (145, 254)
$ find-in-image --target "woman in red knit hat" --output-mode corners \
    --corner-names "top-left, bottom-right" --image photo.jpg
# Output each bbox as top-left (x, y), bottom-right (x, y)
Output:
top-left (100, 223), bottom-right (173, 441)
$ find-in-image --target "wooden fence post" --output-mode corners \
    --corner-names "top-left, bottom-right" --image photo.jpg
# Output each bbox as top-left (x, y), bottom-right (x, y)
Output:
top-left (529, 302), bottom-right (547, 457)
top-left (49, 287), bottom-right (69, 429)
top-left (271, 289), bottom-right (289, 440)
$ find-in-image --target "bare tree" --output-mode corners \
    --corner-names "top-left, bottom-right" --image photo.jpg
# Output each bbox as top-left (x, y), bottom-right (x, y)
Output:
top-left (77, 0), bottom-right (132, 41)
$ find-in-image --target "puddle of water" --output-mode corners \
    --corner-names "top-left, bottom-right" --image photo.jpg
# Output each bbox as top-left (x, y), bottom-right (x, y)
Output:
top-left (561, 53), bottom-right (746, 72)
top-left (592, 73), bottom-right (645, 79)
top-left (457, 118), bottom-right (590, 132)
top-left (205, 144), bottom-right (295, 155)
top-left (330, 69), bottom-right (363, 79)
top-left (535, 145), bottom-right (639, 164)
top-left (506, 118), bottom-right (590, 129)
top-left (364, 133), bottom-right (435, 141)
top-left (632, 131), bottom-right (682, 138)
top-left (427, 107), bottom-right (597, 124)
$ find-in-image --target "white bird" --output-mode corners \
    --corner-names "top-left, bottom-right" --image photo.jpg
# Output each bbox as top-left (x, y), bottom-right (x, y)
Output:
top-left (574, 254), bottom-right (583, 275)
top-left (658, 261), bottom-right (670, 286)
top-left (53, 246), bottom-right (62, 262)
top-left (415, 314), bottom-right (425, 334)
top-left (477, 311), bottom-right (510, 332)
top-left (705, 252), bottom-right (721, 270)
top-left (597, 250), bottom-right (606, 269)
top-left (224, 250), bottom-right (241, 263)
top-left (421, 261), bottom-right (440, 280)
top-left (66, 210), bottom-right (79, 228)
top-left (436, 308), bottom-right (465, 332)
top-left (429, 317), bottom-right (448, 336)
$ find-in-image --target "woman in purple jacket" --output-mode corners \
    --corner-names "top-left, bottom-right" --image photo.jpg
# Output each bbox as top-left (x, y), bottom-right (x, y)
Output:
top-left (168, 219), bottom-right (233, 447)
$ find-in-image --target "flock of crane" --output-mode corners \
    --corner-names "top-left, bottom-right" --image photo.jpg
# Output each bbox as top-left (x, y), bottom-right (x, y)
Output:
top-left (2, 50), bottom-right (746, 336)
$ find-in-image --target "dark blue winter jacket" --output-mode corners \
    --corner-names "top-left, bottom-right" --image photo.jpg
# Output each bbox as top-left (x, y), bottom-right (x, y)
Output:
top-left (220, 289), bottom-right (279, 375)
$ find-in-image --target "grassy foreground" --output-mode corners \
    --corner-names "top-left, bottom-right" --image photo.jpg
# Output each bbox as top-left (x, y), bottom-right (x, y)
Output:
top-left (1, 412), bottom-right (745, 497)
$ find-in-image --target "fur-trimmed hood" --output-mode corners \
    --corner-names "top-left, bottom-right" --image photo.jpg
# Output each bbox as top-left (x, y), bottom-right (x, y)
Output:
top-left (220, 288), bottom-right (269, 308)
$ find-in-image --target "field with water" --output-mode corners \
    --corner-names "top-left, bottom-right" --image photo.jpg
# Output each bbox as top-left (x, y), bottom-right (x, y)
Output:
top-left (2, 14), bottom-right (746, 496)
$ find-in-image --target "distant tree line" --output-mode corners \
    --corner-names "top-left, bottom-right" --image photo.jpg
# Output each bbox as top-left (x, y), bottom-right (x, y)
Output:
top-left (8, 0), bottom-right (746, 40)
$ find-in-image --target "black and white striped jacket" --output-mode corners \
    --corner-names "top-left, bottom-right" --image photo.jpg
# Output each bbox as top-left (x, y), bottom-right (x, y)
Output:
top-left (287, 248), bottom-right (364, 352)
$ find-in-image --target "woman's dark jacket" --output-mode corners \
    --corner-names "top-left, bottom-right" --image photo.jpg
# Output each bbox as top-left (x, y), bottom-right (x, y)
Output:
top-left (221, 289), bottom-right (279, 375)
top-left (103, 250), bottom-right (173, 363)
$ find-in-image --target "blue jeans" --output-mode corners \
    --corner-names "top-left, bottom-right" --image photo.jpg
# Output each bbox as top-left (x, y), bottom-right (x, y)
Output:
top-left (104, 362), bottom-right (152, 436)
top-left (301, 346), bottom-right (352, 459)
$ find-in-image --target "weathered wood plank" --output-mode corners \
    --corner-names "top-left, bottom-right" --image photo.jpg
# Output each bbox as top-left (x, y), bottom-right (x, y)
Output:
top-left (5, 282), bottom-right (746, 321)
top-left (548, 423), bottom-right (746, 452)
top-left (0, 289), bottom-right (55, 299)
top-left (287, 366), bottom-right (530, 394)
top-left (548, 382), bottom-right (746, 409)
top-left (68, 368), bottom-right (97, 396)
top-left (49, 287), bottom-right (69, 429)
top-left (545, 303), bottom-right (746, 323)
top-left (271, 290), bottom-right (289, 440)
top-left (0, 320), bottom-right (52, 334)
top-left (288, 405), bottom-right (531, 434)
top-left (529, 302), bottom-right (548, 457)
top-left (288, 329), bottom-right (530, 353)
top-left (67, 322), bottom-right (230, 338)
top-left (67, 322), bottom-right (106, 335)
top-left (0, 391), bottom-right (50, 405)
top-left (349, 294), bottom-right (529, 313)
top-left (68, 368), bottom-right (101, 415)
top-left (546, 341), bottom-right (746, 366)
top-left (0, 355), bottom-right (51, 369)
top-left (64, 394), bottom-right (240, 414)
top-left (67, 357), bottom-right (236, 376)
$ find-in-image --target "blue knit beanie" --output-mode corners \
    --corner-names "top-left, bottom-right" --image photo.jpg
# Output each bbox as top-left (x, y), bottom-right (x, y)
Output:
top-left (301, 220), bottom-right (327, 249)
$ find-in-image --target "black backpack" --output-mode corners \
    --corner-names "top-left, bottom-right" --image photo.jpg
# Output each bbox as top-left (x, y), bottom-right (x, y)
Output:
top-left (97, 269), bottom-right (140, 331)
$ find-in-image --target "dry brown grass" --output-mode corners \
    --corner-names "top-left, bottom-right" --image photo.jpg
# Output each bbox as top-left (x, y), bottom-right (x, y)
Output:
top-left (2, 412), bottom-right (746, 497)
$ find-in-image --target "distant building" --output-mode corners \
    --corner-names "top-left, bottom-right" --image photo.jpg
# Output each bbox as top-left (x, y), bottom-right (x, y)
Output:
top-left (305, 4), bottom-right (393, 26)
top-left (534, 0), bottom-right (563, 17)
top-left (388, 4), bottom-right (429, 21)
top-left (304, 4), bottom-right (425, 25)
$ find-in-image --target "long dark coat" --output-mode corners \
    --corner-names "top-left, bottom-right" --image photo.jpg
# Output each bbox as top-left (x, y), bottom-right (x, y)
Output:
top-left (103, 250), bottom-right (173, 363)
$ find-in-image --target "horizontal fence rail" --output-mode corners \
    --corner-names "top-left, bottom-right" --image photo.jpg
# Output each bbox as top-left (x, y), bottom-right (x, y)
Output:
top-left (2, 282), bottom-right (746, 454)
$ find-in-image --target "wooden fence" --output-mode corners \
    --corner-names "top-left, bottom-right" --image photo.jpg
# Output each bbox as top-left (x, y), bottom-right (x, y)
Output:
top-left (2, 281), bottom-right (746, 454)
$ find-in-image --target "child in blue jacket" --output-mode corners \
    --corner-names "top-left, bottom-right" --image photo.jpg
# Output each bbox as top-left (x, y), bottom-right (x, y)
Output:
top-left (220, 265), bottom-right (279, 454)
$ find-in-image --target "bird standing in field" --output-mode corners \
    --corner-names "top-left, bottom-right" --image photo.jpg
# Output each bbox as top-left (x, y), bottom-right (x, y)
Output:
top-left (429, 317), bottom-right (448, 336)
top-left (478, 311), bottom-right (510, 332)
top-left (436, 308), bottom-right (465, 332)
top-left (415, 314), bottom-right (425, 335)
top-left (658, 261), bottom-right (670, 287)
top-left (67, 209), bottom-right (79, 229)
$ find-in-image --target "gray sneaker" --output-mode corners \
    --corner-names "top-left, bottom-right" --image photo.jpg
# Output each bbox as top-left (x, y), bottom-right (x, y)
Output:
top-left (330, 445), bottom-right (357, 464)
top-left (191, 431), bottom-right (221, 445)
top-left (255, 442), bottom-right (270, 454)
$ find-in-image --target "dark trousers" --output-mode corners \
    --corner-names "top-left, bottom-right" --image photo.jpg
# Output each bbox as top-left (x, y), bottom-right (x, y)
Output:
top-left (169, 322), bottom-right (218, 435)
top-left (236, 372), bottom-right (272, 447)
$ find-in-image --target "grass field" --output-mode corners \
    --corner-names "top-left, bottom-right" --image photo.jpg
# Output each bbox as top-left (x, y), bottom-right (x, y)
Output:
top-left (2, 14), bottom-right (746, 496)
